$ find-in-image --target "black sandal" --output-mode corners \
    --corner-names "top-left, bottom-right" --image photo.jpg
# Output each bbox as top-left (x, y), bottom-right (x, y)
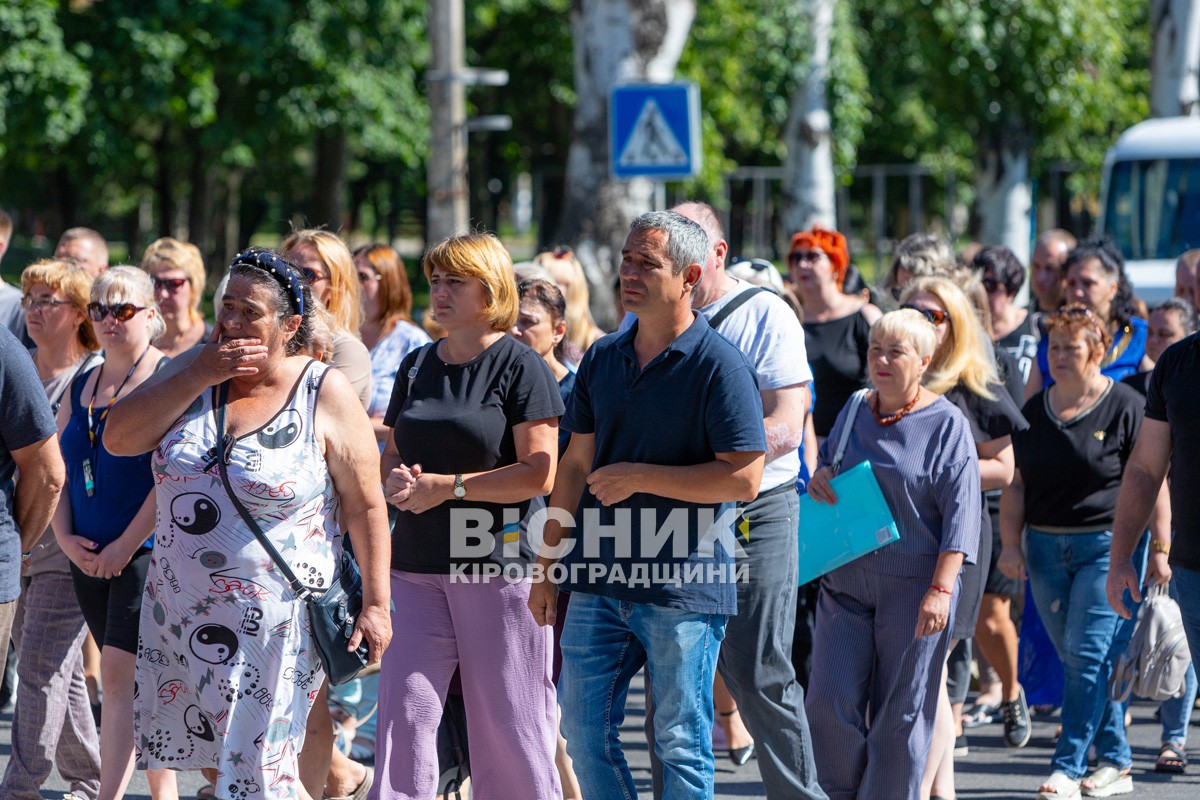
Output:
top-left (1155, 744), bottom-right (1187, 774)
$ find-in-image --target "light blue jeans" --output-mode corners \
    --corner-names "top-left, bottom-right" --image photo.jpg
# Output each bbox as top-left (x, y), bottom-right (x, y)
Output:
top-left (1026, 529), bottom-right (1140, 779)
top-left (558, 592), bottom-right (725, 800)
top-left (1165, 567), bottom-right (1200, 747)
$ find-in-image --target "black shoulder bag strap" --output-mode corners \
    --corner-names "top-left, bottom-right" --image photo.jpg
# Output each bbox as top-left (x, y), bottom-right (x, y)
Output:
top-left (406, 341), bottom-right (435, 396)
top-left (212, 381), bottom-right (313, 600)
top-left (707, 286), bottom-right (768, 331)
top-left (53, 351), bottom-right (102, 415)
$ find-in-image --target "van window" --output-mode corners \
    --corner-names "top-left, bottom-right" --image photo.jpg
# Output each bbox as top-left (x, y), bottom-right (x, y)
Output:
top-left (1105, 158), bottom-right (1200, 260)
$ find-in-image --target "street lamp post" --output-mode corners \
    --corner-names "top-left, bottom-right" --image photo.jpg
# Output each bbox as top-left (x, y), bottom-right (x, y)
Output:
top-left (426, 0), bottom-right (511, 245)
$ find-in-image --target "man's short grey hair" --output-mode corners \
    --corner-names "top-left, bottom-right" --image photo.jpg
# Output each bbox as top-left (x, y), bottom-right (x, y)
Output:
top-left (628, 211), bottom-right (709, 275)
top-left (1156, 296), bottom-right (1198, 335)
top-left (58, 226), bottom-right (109, 262)
top-left (891, 233), bottom-right (955, 280)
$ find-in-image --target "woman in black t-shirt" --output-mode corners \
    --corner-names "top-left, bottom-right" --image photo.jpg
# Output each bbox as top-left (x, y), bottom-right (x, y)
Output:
top-left (976, 245), bottom-right (1040, 386)
top-left (999, 306), bottom-right (1154, 799)
top-left (788, 225), bottom-right (882, 439)
top-left (901, 277), bottom-right (1029, 799)
top-left (379, 234), bottom-right (565, 799)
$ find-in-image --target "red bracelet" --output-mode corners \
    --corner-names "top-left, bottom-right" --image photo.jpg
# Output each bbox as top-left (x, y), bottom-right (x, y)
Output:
top-left (929, 584), bottom-right (953, 596)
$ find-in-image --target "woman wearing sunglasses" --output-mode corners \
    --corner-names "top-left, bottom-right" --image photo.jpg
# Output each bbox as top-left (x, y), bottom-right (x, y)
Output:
top-left (141, 237), bottom-right (210, 357)
top-left (999, 305), bottom-right (1156, 799)
top-left (787, 225), bottom-right (881, 441)
top-left (1025, 238), bottom-right (1149, 402)
top-left (52, 266), bottom-right (175, 800)
top-left (354, 243), bottom-right (430, 444)
top-left (899, 277), bottom-right (1029, 799)
top-left (282, 229), bottom-right (372, 410)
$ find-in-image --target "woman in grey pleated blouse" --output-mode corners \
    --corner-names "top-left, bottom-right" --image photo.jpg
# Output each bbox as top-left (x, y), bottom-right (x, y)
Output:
top-left (804, 309), bottom-right (981, 800)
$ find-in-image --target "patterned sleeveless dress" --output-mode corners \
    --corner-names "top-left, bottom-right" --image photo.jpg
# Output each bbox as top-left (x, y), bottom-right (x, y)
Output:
top-left (134, 361), bottom-right (340, 799)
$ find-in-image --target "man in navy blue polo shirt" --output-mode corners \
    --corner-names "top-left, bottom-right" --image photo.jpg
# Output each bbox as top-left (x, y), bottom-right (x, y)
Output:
top-left (528, 210), bottom-right (767, 800)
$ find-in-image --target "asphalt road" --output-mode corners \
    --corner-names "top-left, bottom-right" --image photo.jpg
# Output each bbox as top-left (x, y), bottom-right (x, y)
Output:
top-left (3, 672), bottom-right (1197, 799)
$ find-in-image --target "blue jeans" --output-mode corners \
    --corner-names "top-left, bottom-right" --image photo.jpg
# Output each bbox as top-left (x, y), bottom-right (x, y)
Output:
top-left (1026, 529), bottom-right (1136, 779)
top-left (559, 592), bottom-right (726, 800)
top-left (1167, 566), bottom-right (1200, 746)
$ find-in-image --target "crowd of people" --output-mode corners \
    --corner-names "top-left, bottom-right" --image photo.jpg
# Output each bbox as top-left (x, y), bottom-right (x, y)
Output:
top-left (0, 203), bottom-right (1196, 800)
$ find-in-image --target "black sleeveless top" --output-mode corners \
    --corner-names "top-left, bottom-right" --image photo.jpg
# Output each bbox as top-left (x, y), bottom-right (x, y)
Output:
top-left (803, 310), bottom-right (872, 437)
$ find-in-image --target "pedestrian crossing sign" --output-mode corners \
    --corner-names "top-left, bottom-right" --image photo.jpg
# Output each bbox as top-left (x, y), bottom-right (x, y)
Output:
top-left (610, 82), bottom-right (701, 180)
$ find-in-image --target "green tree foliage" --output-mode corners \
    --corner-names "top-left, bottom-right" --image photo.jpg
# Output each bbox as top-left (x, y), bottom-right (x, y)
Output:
top-left (0, 1), bottom-right (89, 167)
top-left (464, 0), bottom-right (574, 238)
top-left (675, 0), bottom-right (867, 198)
top-left (1, 0), bottom-right (429, 259)
top-left (854, 0), bottom-right (1149, 191)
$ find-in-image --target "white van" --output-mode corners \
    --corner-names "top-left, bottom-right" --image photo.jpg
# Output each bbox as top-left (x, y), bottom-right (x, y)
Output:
top-left (1097, 116), bottom-right (1200, 303)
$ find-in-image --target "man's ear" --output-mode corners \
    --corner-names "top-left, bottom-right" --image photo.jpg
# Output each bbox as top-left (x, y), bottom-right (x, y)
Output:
top-left (683, 263), bottom-right (702, 291)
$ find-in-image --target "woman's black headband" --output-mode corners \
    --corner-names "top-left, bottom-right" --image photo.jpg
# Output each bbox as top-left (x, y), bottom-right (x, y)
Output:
top-left (230, 248), bottom-right (305, 316)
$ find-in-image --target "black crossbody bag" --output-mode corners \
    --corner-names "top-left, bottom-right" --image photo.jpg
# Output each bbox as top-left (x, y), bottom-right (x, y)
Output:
top-left (211, 381), bottom-right (369, 686)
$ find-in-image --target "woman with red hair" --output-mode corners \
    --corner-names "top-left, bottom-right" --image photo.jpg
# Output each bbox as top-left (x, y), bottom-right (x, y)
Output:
top-left (789, 226), bottom-right (881, 441)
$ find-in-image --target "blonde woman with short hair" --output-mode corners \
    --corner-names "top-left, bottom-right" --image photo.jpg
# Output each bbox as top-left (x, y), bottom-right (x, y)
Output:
top-left (141, 237), bottom-right (209, 357)
top-left (377, 233), bottom-right (565, 799)
top-left (806, 308), bottom-right (982, 799)
top-left (52, 265), bottom-right (175, 800)
top-left (1, 259), bottom-right (103, 799)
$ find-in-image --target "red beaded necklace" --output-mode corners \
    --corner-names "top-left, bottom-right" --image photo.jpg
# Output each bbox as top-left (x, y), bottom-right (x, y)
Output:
top-left (871, 387), bottom-right (921, 426)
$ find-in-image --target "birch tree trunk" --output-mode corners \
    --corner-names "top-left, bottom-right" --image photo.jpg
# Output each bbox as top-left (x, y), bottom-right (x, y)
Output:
top-left (554, 0), bottom-right (696, 330)
top-left (781, 0), bottom-right (837, 235)
top-left (1151, 0), bottom-right (1200, 117)
top-left (975, 116), bottom-right (1032, 268)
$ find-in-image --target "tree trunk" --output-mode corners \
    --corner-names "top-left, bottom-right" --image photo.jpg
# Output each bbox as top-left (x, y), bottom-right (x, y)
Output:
top-left (313, 129), bottom-right (348, 232)
top-left (155, 132), bottom-right (175, 239)
top-left (188, 135), bottom-right (214, 265)
top-left (975, 116), bottom-right (1032, 268)
top-left (554, 0), bottom-right (696, 330)
top-left (781, 0), bottom-right (837, 234)
top-left (1151, 0), bottom-right (1200, 118)
top-left (220, 169), bottom-right (244, 268)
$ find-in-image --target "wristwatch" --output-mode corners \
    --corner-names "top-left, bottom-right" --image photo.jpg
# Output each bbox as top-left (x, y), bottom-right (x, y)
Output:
top-left (1150, 539), bottom-right (1171, 556)
top-left (453, 473), bottom-right (466, 500)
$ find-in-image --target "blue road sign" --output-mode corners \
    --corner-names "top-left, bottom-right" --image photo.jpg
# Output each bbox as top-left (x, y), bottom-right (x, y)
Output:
top-left (610, 82), bottom-right (701, 180)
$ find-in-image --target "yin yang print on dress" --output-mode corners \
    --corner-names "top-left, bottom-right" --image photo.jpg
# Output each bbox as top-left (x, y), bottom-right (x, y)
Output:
top-left (135, 362), bottom-right (341, 798)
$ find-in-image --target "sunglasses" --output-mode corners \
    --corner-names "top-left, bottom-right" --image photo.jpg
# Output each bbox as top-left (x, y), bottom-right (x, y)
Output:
top-left (21, 296), bottom-right (72, 311)
top-left (86, 302), bottom-right (147, 322)
top-left (901, 304), bottom-right (950, 326)
top-left (301, 267), bottom-right (327, 284)
top-left (788, 250), bottom-right (825, 264)
top-left (1052, 304), bottom-right (1106, 329)
top-left (357, 270), bottom-right (381, 283)
top-left (153, 276), bottom-right (189, 293)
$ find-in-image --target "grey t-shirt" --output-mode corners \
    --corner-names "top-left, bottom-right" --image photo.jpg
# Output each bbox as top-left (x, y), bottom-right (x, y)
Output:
top-left (0, 329), bottom-right (59, 601)
top-left (0, 281), bottom-right (29, 346)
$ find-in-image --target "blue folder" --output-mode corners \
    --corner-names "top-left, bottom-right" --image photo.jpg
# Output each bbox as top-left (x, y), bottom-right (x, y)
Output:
top-left (797, 460), bottom-right (900, 585)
